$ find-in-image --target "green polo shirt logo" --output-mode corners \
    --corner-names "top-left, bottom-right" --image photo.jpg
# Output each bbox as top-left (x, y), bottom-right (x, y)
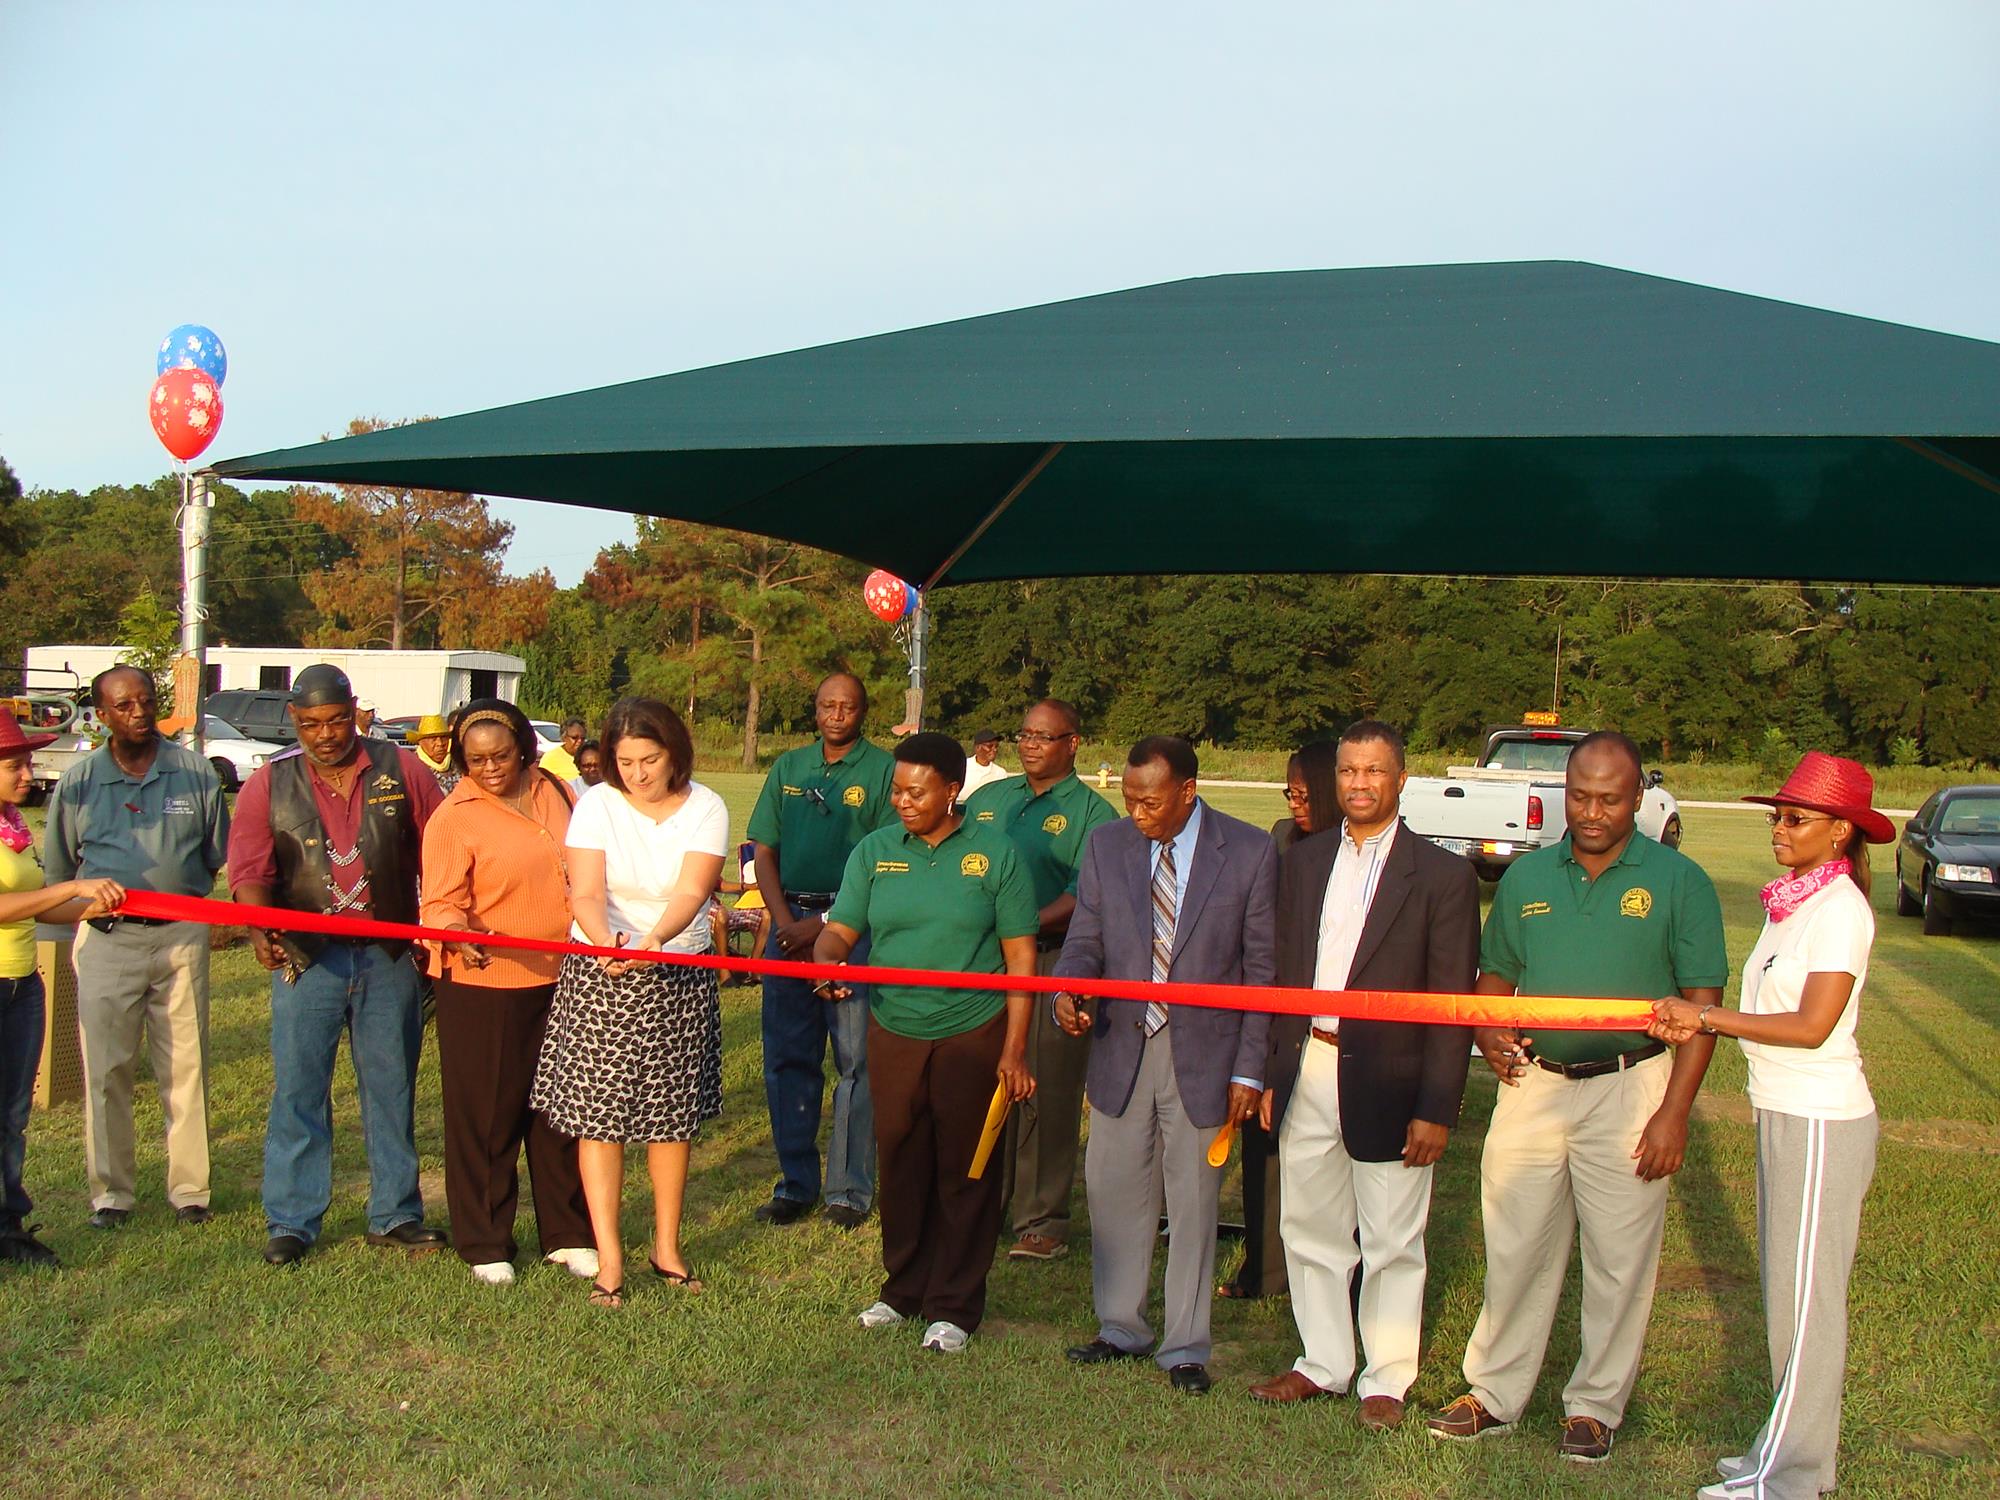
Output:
top-left (1521, 899), bottom-right (1552, 917)
top-left (875, 859), bottom-right (909, 874)
top-left (1041, 812), bottom-right (1068, 835)
top-left (1621, 887), bottom-right (1653, 918)
top-left (973, 809), bottom-right (996, 823)
top-left (960, 852), bottom-right (990, 877)
top-left (843, 784), bottom-right (867, 807)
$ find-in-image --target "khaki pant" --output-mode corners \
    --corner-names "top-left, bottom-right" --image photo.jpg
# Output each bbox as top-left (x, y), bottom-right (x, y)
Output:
top-left (1000, 949), bottom-right (1090, 1242)
top-left (73, 921), bottom-right (211, 1212)
top-left (1462, 1050), bottom-right (1671, 1427)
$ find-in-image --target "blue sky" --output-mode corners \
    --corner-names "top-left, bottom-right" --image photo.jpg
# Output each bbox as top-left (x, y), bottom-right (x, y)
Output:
top-left (5, 1), bottom-right (1997, 586)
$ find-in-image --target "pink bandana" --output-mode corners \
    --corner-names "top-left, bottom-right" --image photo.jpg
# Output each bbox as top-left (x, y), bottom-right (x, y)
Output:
top-left (0, 802), bottom-right (31, 855)
top-left (1760, 858), bottom-right (1851, 921)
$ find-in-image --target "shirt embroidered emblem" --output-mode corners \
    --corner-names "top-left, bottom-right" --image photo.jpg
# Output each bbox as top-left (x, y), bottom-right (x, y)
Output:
top-left (1620, 888), bottom-right (1653, 919)
top-left (1520, 900), bottom-right (1552, 917)
top-left (843, 785), bottom-right (866, 807)
top-left (1041, 813), bottom-right (1068, 835)
top-left (874, 860), bottom-right (910, 874)
top-left (960, 853), bottom-right (990, 877)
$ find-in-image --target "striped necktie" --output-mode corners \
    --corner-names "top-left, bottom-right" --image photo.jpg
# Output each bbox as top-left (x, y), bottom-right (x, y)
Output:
top-left (1147, 838), bottom-right (1176, 1035)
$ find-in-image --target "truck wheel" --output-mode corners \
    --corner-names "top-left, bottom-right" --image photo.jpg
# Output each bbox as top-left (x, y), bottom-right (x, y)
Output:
top-left (1922, 878), bottom-right (1954, 937)
top-left (209, 756), bottom-right (240, 793)
top-left (1894, 858), bottom-right (1920, 917)
top-left (1659, 814), bottom-right (1683, 850)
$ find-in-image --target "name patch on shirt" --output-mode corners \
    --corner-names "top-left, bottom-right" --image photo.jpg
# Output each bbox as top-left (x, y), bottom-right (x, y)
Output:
top-left (1041, 813), bottom-right (1068, 835)
top-left (973, 809), bottom-right (996, 823)
top-left (1520, 900), bottom-right (1552, 918)
top-left (875, 860), bottom-right (910, 874)
top-left (781, 784), bottom-right (804, 797)
top-left (162, 794), bottom-right (196, 816)
top-left (1620, 888), bottom-right (1653, 919)
top-left (960, 853), bottom-right (990, 877)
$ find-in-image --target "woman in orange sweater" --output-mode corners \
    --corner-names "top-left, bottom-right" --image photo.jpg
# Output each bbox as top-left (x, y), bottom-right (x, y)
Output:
top-left (420, 699), bottom-right (594, 1287)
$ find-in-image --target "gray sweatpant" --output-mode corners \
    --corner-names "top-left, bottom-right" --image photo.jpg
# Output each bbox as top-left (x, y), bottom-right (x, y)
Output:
top-left (1722, 1109), bottom-right (1877, 1499)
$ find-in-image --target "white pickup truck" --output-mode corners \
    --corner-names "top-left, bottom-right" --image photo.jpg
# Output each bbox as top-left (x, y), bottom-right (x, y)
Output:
top-left (1401, 724), bottom-right (1683, 880)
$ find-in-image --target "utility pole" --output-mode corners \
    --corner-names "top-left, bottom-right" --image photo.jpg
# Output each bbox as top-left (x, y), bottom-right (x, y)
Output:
top-left (900, 591), bottom-right (930, 734)
top-left (177, 469), bottom-right (212, 752)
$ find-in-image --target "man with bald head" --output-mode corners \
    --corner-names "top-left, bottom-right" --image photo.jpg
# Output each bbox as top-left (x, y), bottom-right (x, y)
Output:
top-left (1429, 731), bottom-right (1727, 1463)
top-left (45, 666), bottom-right (229, 1228)
top-left (747, 671), bottom-right (897, 1227)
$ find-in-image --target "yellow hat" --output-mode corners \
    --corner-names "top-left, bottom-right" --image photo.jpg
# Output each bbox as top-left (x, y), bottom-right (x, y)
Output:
top-left (414, 714), bottom-right (451, 738)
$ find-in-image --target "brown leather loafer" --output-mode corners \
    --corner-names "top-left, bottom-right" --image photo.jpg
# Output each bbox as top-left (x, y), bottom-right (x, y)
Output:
top-left (1558, 1414), bottom-right (1614, 1463)
top-left (1248, 1369), bottom-right (1334, 1404)
top-left (1357, 1395), bottom-right (1406, 1430)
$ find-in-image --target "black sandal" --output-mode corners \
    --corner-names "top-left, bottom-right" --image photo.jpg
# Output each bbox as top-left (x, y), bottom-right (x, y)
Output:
top-left (587, 1282), bottom-right (624, 1308)
top-left (648, 1258), bottom-right (703, 1292)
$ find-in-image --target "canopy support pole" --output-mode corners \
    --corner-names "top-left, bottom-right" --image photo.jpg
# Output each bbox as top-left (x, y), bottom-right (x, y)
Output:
top-left (921, 442), bottom-right (1064, 591)
top-left (1894, 437), bottom-right (2000, 496)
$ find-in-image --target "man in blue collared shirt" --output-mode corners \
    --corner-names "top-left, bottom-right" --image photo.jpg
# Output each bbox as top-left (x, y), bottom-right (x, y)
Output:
top-left (1052, 735), bottom-right (1278, 1396)
top-left (45, 666), bottom-right (228, 1229)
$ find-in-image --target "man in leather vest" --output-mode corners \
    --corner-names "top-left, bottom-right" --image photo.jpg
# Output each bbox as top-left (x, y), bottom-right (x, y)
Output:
top-left (226, 665), bottom-right (447, 1266)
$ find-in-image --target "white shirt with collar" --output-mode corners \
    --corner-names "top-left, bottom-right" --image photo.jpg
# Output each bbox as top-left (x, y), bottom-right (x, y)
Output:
top-left (1312, 817), bottom-right (1399, 1032)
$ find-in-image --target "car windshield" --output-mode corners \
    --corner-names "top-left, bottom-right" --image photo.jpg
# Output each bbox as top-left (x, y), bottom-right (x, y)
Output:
top-left (1938, 794), bottom-right (2000, 837)
top-left (1485, 739), bottom-right (1574, 774)
top-left (203, 717), bottom-right (249, 740)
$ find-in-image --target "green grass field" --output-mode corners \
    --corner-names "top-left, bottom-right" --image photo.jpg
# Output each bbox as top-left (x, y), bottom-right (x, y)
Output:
top-left (3, 783), bottom-right (1995, 1497)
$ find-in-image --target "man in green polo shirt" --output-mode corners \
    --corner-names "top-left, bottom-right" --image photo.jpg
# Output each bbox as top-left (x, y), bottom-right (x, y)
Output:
top-left (964, 697), bottom-right (1115, 1262)
top-left (1429, 732), bottom-right (1725, 1464)
top-left (746, 671), bottom-right (897, 1228)
top-left (45, 666), bottom-right (229, 1230)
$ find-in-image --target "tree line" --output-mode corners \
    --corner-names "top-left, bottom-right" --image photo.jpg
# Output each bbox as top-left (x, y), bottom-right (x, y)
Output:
top-left (6, 448), bottom-right (1993, 768)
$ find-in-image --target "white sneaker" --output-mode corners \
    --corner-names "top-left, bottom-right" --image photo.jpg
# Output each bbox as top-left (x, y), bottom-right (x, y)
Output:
top-left (1715, 1455), bottom-right (1748, 1480)
top-left (470, 1261), bottom-right (516, 1286)
top-left (857, 1300), bottom-right (906, 1329)
top-left (544, 1246), bottom-right (601, 1279)
top-left (921, 1320), bottom-right (969, 1353)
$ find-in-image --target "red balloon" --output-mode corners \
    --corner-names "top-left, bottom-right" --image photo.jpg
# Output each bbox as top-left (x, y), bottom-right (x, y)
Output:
top-left (149, 368), bottom-right (223, 462)
top-left (863, 568), bottom-right (910, 623)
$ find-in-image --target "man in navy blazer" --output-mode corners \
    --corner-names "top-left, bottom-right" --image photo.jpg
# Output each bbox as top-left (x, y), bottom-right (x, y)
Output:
top-left (1054, 735), bottom-right (1278, 1395)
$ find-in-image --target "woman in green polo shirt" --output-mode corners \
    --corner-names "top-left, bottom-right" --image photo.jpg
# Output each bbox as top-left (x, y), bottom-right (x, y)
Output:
top-left (814, 732), bottom-right (1039, 1355)
top-left (0, 716), bottom-right (124, 1269)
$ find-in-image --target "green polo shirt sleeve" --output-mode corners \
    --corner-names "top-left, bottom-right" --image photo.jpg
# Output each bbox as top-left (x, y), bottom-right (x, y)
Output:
top-left (1669, 859), bottom-right (1730, 990)
top-left (745, 760), bottom-right (788, 848)
top-left (826, 838), bottom-right (877, 934)
top-left (1478, 864), bottom-right (1529, 985)
top-left (1066, 785), bottom-right (1118, 896)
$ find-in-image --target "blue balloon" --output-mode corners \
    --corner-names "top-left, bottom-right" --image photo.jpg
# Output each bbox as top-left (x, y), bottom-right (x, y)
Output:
top-left (157, 324), bottom-right (227, 385)
top-left (901, 585), bottom-right (919, 618)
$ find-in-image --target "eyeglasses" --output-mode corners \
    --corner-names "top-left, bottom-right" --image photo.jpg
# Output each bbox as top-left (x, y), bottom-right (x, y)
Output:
top-left (1015, 731), bottom-right (1076, 746)
top-left (1282, 788), bottom-right (1309, 804)
top-left (1765, 811), bottom-right (1834, 828)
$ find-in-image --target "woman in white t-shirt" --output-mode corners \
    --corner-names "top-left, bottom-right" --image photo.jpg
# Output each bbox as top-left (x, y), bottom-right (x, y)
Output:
top-left (531, 698), bottom-right (728, 1308)
top-left (1651, 752), bottom-right (1895, 1500)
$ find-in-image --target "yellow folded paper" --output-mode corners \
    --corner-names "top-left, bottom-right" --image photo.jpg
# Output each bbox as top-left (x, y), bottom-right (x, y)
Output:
top-left (968, 1081), bottom-right (1012, 1179)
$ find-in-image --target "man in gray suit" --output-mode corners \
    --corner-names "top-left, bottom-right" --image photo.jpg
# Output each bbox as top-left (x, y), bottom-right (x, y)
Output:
top-left (1054, 735), bottom-right (1278, 1395)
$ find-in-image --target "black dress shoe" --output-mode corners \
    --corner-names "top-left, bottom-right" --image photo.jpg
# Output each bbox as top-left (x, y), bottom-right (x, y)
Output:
top-left (754, 1196), bottom-right (813, 1226)
top-left (1066, 1338), bottom-right (1150, 1365)
top-left (264, 1234), bottom-right (309, 1266)
top-left (87, 1207), bottom-right (130, 1230)
top-left (822, 1204), bottom-right (867, 1230)
top-left (365, 1221), bottom-right (448, 1250)
top-left (1169, 1363), bottom-right (1213, 1396)
top-left (0, 1225), bottom-right (60, 1268)
top-left (175, 1205), bottom-right (212, 1226)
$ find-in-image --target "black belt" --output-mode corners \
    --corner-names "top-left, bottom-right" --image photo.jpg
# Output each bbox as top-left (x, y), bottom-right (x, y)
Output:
top-left (87, 915), bottom-right (174, 933)
top-left (785, 891), bottom-right (839, 909)
top-left (1531, 1040), bottom-right (1666, 1080)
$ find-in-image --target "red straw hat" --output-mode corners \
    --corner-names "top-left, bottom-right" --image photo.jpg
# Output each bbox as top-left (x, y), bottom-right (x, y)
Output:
top-left (1743, 751), bottom-right (1895, 844)
top-left (0, 715), bottom-right (59, 756)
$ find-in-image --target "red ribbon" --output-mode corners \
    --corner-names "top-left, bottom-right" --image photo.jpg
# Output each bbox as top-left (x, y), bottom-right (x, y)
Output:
top-left (118, 889), bottom-right (1655, 1031)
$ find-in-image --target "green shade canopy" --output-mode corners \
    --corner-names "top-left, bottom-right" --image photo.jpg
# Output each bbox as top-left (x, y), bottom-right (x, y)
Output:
top-left (213, 261), bottom-right (2000, 586)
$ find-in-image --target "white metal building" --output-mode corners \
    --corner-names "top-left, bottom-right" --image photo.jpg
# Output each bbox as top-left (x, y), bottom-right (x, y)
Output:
top-left (23, 645), bottom-right (526, 717)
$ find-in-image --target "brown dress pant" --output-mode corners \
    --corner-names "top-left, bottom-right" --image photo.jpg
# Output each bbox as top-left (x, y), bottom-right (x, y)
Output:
top-left (434, 976), bottom-right (592, 1266)
top-left (869, 1011), bottom-right (1008, 1332)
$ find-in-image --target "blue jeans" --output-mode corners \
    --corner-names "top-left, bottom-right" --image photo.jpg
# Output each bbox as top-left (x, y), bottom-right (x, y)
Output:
top-left (0, 971), bottom-right (45, 1233)
top-left (264, 943), bottom-right (425, 1243)
top-left (762, 926), bottom-right (875, 1210)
